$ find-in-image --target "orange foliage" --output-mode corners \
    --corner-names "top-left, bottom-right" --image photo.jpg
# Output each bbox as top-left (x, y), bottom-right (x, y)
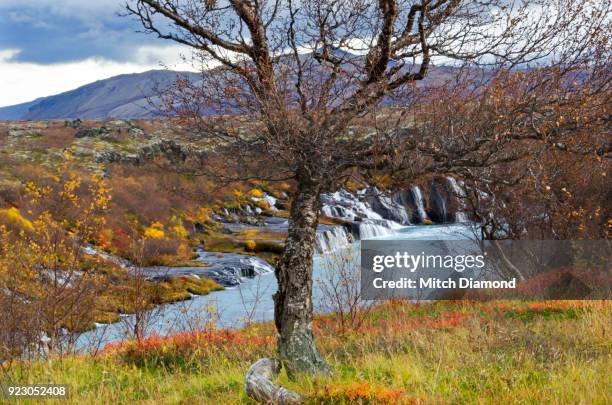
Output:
top-left (315, 381), bottom-right (420, 404)
top-left (97, 228), bottom-right (114, 250)
top-left (313, 309), bottom-right (469, 337)
top-left (103, 328), bottom-right (274, 356)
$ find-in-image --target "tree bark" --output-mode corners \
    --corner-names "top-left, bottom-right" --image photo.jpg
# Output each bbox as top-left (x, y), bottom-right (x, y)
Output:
top-left (273, 180), bottom-right (329, 377)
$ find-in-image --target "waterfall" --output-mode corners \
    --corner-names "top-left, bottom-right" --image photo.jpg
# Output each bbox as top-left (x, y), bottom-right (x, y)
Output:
top-left (410, 186), bottom-right (429, 223)
top-left (315, 226), bottom-right (353, 253)
top-left (242, 255), bottom-right (275, 275)
top-left (455, 211), bottom-right (469, 223)
top-left (320, 190), bottom-right (384, 221)
top-left (358, 219), bottom-right (402, 239)
top-left (263, 194), bottom-right (278, 211)
top-left (446, 177), bottom-right (469, 222)
top-left (319, 189), bottom-right (406, 247)
top-left (321, 204), bottom-right (351, 219)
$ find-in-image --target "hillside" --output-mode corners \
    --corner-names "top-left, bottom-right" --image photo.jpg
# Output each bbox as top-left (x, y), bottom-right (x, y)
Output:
top-left (0, 62), bottom-right (459, 121)
top-left (0, 70), bottom-right (199, 120)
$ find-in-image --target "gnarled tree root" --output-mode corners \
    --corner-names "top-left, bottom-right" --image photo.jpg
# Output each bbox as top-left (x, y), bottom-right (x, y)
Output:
top-left (245, 358), bottom-right (302, 404)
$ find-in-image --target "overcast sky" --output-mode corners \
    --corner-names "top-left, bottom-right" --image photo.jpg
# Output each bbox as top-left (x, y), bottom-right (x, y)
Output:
top-left (0, 0), bottom-right (195, 107)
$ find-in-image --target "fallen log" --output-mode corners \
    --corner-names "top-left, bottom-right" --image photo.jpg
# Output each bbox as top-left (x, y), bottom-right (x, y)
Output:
top-left (244, 358), bottom-right (302, 404)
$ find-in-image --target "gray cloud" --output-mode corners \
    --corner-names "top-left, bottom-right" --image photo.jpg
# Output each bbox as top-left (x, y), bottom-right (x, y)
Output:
top-left (0, 0), bottom-right (162, 64)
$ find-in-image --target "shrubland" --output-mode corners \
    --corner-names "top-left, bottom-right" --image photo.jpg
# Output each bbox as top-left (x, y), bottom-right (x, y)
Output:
top-left (0, 149), bottom-right (224, 362)
top-left (0, 119), bottom-right (292, 265)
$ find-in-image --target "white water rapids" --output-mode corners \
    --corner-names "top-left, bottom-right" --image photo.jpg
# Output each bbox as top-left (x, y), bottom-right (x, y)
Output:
top-left (76, 185), bottom-right (476, 350)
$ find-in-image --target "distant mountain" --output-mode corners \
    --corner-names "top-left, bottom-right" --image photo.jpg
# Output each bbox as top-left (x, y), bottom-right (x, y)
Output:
top-left (0, 70), bottom-right (199, 121)
top-left (0, 62), bottom-right (461, 121)
top-left (0, 99), bottom-right (41, 120)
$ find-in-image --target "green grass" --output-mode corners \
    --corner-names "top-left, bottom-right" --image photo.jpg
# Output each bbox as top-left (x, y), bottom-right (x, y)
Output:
top-left (4, 301), bottom-right (610, 404)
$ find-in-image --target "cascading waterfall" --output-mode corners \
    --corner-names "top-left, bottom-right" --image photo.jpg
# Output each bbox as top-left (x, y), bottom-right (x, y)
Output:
top-left (446, 177), bottom-right (469, 222)
top-left (429, 181), bottom-right (449, 223)
top-left (242, 255), bottom-right (276, 275)
top-left (320, 190), bottom-right (384, 221)
top-left (321, 204), bottom-right (351, 219)
top-left (319, 189), bottom-right (407, 250)
top-left (77, 184), bottom-right (476, 349)
top-left (358, 219), bottom-right (403, 239)
top-left (410, 186), bottom-right (429, 223)
top-left (315, 226), bottom-right (354, 253)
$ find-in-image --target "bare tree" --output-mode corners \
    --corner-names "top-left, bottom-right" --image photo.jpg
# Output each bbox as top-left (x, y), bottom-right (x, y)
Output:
top-left (238, 271), bottom-right (271, 326)
top-left (394, 46), bottom-right (610, 240)
top-left (317, 245), bottom-right (372, 334)
top-left (125, 0), bottom-right (608, 376)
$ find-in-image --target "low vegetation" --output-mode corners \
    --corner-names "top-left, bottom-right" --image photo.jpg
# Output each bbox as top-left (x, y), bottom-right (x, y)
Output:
top-left (4, 300), bottom-right (609, 404)
top-left (0, 120), bottom-right (295, 266)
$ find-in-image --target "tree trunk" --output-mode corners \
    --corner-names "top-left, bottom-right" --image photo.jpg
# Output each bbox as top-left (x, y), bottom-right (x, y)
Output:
top-left (244, 358), bottom-right (302, 404)
top-left (273, 181), bottom-right (329, 377)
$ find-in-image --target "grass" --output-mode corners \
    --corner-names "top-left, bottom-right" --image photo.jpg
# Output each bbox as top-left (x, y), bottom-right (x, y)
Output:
top-left (4, 300), bottom-right (610, 404)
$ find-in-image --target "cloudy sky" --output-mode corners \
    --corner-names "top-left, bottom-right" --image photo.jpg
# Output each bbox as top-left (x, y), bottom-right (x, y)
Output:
top-left (0, 0), bottom-right (195, 107)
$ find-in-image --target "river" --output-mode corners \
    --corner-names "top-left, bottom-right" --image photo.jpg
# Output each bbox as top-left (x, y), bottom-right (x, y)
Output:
top-left (75, 222), bottom-right (477, 351)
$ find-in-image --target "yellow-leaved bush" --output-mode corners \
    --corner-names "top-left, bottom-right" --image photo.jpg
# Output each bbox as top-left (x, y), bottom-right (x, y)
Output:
top-left (197, 207), bottom-right (211, 223)
top-left (144, 222), bottom-right (165, 239)
top-left (244, 240), bottom-right (257, 252)
top-left (0, 153), bottom-right (112, 358)
top-left (0, 207), bottom-right (34, 231)
top-left (169, 216), bottom-right (189, 240)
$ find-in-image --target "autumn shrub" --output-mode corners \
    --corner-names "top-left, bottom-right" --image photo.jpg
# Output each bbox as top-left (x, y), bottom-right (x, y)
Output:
top-left (96, 227), bottom-right (114, 251)
top-left (0, 207), bottom-right (34, 232)
top-left (311, 381), bottom-right (419, 404)
top-left (104, 328), bottom-right (274, 371)
top-left (0, 153), bottom-right (111, 358)
top-left (244, 239), bottom-right (257, 252)
top-left (143, 221), bottom-right (165, 239)
top-left (0, 180), bottom-right (22, 208)
top-left (169, 216), bottom-right (190, 240)
top-left (317, 246), bottom-right (372, 334)
top-left (108, 225), bottom-right (132, 256)
top-left (0, 247), bottom-right (42, 363)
